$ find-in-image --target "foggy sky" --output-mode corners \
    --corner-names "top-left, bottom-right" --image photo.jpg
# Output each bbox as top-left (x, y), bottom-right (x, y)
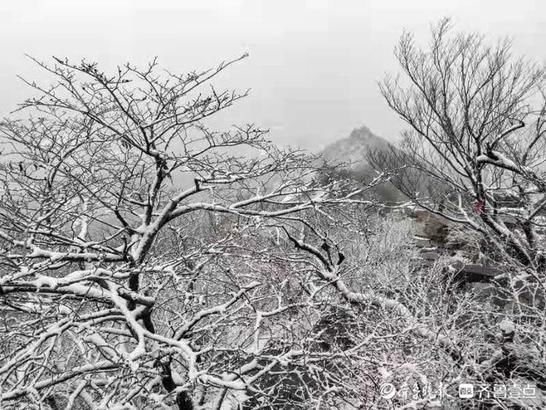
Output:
top-left (1, 0), bottom-right (545, 150)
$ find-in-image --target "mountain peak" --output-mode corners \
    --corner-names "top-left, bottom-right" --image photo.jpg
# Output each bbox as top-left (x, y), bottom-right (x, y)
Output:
top-left (321, 125), bottom-right (391, 169)
top-left (319, 125), bottom-right (405, 203)
top-left (348, 125), bottom-right (374, 140)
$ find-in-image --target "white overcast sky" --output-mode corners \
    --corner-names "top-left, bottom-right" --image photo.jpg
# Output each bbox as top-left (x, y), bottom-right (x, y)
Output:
top-left (1, 0), bottom-right (545, 150)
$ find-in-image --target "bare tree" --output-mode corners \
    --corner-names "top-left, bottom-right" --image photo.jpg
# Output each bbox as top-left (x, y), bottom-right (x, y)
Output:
top-left (379, 18), bottom-right (546, 269)
top-left (0, 56), bottom-right (351, 408)
top-left (372, 21), bottom-right (546, 409)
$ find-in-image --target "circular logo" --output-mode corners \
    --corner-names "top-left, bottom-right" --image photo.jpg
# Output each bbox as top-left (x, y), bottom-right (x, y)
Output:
top-left (379, 383), bottom-right (396, 399)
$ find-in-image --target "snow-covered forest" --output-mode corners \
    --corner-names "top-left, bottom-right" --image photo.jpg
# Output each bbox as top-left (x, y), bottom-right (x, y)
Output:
top-left (1, 17), bottom-right (546, 410)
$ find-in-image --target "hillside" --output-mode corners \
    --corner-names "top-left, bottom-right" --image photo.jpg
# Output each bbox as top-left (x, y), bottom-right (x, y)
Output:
top-left (320, 125), bottom-right (405, 203)
top-left (321, 125), bottom-right (393, 171)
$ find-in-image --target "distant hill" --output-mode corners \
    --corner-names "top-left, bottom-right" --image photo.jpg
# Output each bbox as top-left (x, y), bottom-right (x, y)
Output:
top-left (319, 125), bottom-right (406, 203)
top-left (321, 125), bottom-right (392, 171)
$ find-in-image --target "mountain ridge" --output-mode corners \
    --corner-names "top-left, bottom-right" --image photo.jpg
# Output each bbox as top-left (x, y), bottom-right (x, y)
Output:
top-left (319, 125), bottom-right (405, 203)
top-left (321, 125), bottom-right (393, 171)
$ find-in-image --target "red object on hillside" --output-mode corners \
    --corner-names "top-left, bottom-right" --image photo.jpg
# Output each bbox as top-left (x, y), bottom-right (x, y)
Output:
top-left (473, 200), bottom-right (485, 215)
